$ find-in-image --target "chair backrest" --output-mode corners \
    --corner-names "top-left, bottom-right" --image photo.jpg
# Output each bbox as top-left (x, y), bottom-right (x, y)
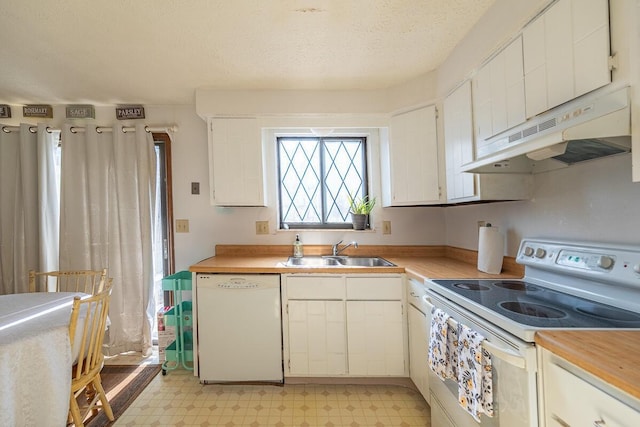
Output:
top-left (69, 280), bottom-right (113, 382)
top-left (28, 269), bottom-right (107, 294)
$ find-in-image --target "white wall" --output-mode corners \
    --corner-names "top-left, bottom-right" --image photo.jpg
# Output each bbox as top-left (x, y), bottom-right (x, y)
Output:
top-left (444, 154), bottom-right (640, 256)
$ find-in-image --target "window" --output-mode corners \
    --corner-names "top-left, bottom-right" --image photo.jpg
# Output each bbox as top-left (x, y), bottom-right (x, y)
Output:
top-left (277, 136), bottom-right (369, 229)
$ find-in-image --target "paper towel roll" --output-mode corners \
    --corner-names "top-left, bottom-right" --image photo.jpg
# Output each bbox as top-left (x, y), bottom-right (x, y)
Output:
top-left (477, 225), bottom-right (504, 274)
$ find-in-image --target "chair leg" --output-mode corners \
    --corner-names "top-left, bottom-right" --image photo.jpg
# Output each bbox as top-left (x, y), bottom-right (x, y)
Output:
top-left (68, 393), bottom-right (84, 427)
top-left (92, 375), bottom-right (114, 421)
top-left (85, 383), bottom-right (97, 416)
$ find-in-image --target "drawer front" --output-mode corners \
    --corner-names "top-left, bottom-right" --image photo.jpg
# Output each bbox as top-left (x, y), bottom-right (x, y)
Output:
top-left (545, 358), bottom-right (640, 427)
top-left (286, 276), bottom-right (345, 300)
top-left (346, 277), bottom-right (402, 300)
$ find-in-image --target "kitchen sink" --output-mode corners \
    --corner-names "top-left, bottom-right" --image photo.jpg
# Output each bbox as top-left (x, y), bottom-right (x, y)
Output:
top-left (284, 256), bottom-right (395, 268)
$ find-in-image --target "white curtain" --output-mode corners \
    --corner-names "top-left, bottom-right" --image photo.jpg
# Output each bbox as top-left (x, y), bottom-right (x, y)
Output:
top-left (0, 124), bottom-right (58, 294)
top-left (60, 123), bottom-right (156, 356)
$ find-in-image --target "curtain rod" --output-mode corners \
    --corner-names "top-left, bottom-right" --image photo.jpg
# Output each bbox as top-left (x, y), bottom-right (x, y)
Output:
top-left (1, 125), bottom-right (178, 134)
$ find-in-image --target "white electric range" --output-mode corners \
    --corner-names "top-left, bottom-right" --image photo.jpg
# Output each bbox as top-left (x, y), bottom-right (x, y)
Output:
top-left (424, 239), bottom-right (640, 427)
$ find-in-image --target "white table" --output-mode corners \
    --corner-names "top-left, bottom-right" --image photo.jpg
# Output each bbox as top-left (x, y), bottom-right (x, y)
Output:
top-left (0, 292), bottom-right (85, 427)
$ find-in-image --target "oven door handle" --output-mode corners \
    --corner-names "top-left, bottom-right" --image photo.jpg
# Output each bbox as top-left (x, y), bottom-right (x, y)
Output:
top-left (422, 295), bottom-right (527, 370)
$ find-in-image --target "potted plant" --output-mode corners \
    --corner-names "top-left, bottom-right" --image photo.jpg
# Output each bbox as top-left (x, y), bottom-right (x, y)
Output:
top-left (348, 195), bottom-right (376, 230)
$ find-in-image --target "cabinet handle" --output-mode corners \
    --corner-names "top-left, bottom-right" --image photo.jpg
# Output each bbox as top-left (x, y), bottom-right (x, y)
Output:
top-left (593, 420), bottom-right (606, 427)
top-left (551, 414), bottom-right (570, 427)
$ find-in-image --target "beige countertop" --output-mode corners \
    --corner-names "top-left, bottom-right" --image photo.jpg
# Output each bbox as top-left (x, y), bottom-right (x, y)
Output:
top-left (189, 244), bottom-right (640, 401)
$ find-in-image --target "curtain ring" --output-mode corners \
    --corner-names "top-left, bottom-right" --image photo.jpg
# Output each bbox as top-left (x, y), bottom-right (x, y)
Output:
top-left (46, 126), bottom-right (53, 133)
top-left (144, 125), bottom-right (150, 133)
top-left (122, 127), bottom-right (128, 134)
top-left (96, 127), bottom-right (103, 134)
top-left (29, 126), bottom-right (37, 133)
top-left (1, 126), bottom-right (10, 133)
top-left (70, 127), bottom-right (78, 134)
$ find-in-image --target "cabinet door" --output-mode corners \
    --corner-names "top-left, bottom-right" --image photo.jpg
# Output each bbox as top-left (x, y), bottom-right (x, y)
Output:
top-left (444, 80), bottom-right (476, 201)
top-left (523, 0), bottom-right (610, 118)
top-left (542, 349), bottom-right (640, 426)
top-left (287, 300), bottom-right (346, 376)
top-left (346, 301), bottom-right (404, 376)
top-left (208, 117), bottom-right (265, 206)
top-left (386, 106), bottom-right (440, 205)
top-left (408, 305), bottom-right (430, 402)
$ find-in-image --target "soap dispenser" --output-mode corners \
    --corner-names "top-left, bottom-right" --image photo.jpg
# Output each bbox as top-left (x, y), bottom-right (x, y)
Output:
top-left (293, 234), bottom-right (304, 258)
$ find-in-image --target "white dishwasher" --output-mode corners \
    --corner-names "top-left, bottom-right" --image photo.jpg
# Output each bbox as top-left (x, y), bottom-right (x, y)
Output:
top-left (196, 274), bottom-right (283, 383)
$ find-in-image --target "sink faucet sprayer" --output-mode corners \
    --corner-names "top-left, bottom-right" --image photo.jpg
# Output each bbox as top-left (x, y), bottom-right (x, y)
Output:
top-left (332, 240), bottom-right (358, 256)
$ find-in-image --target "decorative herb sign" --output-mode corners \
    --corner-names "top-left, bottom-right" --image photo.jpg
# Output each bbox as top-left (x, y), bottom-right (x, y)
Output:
top-left (0, 105), bottom-right (11, 118)
top-left (23, 104), bottom-right (53, 118)
top-left (66, 104), bottom-right (95, 119)
top-left (116, 105), bottom-right (145, 120)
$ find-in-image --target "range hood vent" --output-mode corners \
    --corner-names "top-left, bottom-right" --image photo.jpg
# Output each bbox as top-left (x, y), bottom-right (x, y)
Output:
top-left (462, 86), bottom-right (631, 174)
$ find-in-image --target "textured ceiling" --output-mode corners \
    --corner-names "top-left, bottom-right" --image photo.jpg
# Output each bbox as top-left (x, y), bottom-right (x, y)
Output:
top-left (0, 0), bottom-right (495, 105)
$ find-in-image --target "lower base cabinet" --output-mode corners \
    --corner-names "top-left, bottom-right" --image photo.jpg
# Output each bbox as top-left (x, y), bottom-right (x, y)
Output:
top-left (283, 274), bottom-right (406, 377)
top-left (540, 348), bottom-right (640, 426)
top-left (288, 300), bottom-right (346, 376)
top-left (408, 304), bottom-right (430, 401)
top-left (347, 301), bottom-right (404, 376)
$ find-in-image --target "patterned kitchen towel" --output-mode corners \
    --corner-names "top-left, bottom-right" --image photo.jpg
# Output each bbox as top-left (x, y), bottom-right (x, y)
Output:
top-left (428, 307), bottom-right (451, 380)
top-left (457, 323), bottom-right (494, 422)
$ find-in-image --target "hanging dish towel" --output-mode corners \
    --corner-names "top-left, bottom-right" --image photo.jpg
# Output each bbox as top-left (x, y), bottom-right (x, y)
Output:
top-left (457, 323), bottom-right (494, 421)
top-left (428, 307), bottom-right (451, 380)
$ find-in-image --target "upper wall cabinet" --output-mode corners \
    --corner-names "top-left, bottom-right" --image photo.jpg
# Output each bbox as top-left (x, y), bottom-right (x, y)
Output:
top-left (473, 35), bottom-right (526, 144)
top-left (207, 117), bottom-right (266, 206)
top-left (444, 81), bottom-right (533, 202)
top-left (381, 105), bottom-right (441, 206)
top-left (523, 0), bottom-right (611, 118)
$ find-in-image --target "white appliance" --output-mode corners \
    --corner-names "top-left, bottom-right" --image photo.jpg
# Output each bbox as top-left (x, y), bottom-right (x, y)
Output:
top-left (424, 239), bottom-right (640, 427)
top-left (197, 274), bottom-right (283, 383)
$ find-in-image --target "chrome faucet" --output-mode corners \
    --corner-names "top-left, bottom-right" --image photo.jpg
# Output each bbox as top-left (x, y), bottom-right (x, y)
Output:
top-left (332, 240), bottom-right (358, 256)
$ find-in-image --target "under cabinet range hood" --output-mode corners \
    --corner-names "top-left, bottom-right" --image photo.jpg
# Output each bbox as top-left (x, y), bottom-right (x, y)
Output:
top-left (462, 86), bottom-right (631, 174)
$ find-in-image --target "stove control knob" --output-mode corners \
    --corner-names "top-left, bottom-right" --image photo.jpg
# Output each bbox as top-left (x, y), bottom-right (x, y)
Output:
top-left (597, 256), bottom-right (614, 270)
top-left (534, 248), bottom-right (547, 258)
top-left (523, 246), bottom-right (534, 257)
top-left (633, 264), bottom-right (640, 274)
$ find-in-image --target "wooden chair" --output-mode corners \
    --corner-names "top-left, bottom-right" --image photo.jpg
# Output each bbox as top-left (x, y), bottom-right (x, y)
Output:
top-left (68, 280), bottom-right (114, 426)
top-left (28, 269), bottom-right (107, 294)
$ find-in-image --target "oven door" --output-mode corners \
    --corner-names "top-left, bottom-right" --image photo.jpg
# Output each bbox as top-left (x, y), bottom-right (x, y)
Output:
top-left (424, 290), bottom-right (538, 427)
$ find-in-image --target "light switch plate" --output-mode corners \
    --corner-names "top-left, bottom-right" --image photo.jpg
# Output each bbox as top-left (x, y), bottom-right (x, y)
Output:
top-left (176, 219), bottom-right (189, 233)
top-left (256, 221), bottom-right (269, 235)
top-left (382, 221), bottom-right (392, 235)
top-left (191, 182), bottom-right (200, 195)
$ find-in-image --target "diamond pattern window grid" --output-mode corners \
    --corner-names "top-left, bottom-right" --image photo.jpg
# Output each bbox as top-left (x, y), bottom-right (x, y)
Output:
top-left (278, 137), bottom-right (367, 228)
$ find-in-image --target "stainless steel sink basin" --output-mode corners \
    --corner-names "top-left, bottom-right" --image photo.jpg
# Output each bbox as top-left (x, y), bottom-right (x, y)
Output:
top-left (284, 256), bottom-right (395, 268)
top-left (334, 256), bottom-right (396, 267)
top-left (285, 256), bottom-right (342, 267)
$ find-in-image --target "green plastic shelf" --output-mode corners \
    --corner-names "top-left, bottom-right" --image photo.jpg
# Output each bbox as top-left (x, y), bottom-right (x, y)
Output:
top-left (162, 270), bottom-right (192, 291)
top-left (164, 301), bottom-right (193, 327)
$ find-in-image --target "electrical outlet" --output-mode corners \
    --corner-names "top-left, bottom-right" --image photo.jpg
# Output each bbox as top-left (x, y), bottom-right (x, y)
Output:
top-left (191, 182), bottom-right (200, 195)
top-left (256, 220), bottom-right (269, 235)
top-left (382, 220), bottom-right (392, 235)
top-left (176, 219), bottom-right (189, 233)
top-left (477, 220), bottom-right (487, 229)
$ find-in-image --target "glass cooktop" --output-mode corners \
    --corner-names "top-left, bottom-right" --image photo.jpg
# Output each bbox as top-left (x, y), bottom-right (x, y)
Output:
top-left (431, 279), bottom-right (640, 329)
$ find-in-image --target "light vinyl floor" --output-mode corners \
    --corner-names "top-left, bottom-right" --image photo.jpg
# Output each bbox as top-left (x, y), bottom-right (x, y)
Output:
top-left (114, 369), bottom-right (431, 427)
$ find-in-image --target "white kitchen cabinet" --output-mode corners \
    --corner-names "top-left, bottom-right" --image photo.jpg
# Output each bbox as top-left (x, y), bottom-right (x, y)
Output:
top-left (346, 276), bottom-right (404, 376)
top-left (444, 80), bottom-right (533, 202)
top-left (282, 274), bottom-right (406, 377)
top-left (540, 348), bottom-right (640, 427)
top-left (207, 117), bottom-right (266, 206)
top-left (382, 105), bottom-right (441, 206)
top-left (523, 0), bottom-right (610, 118)
top-left (284, 275), bottom-right (346, 376)
top-left (472, 36), bottom-right (526, 143)
top-left (287, 300), bottom-right (347, 376)
top-left (408, 304), bottom-right (429, 400)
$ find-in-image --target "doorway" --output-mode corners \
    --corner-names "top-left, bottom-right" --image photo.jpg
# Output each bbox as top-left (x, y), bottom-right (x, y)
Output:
top-left (152, 133), bottom-right (175, 338)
